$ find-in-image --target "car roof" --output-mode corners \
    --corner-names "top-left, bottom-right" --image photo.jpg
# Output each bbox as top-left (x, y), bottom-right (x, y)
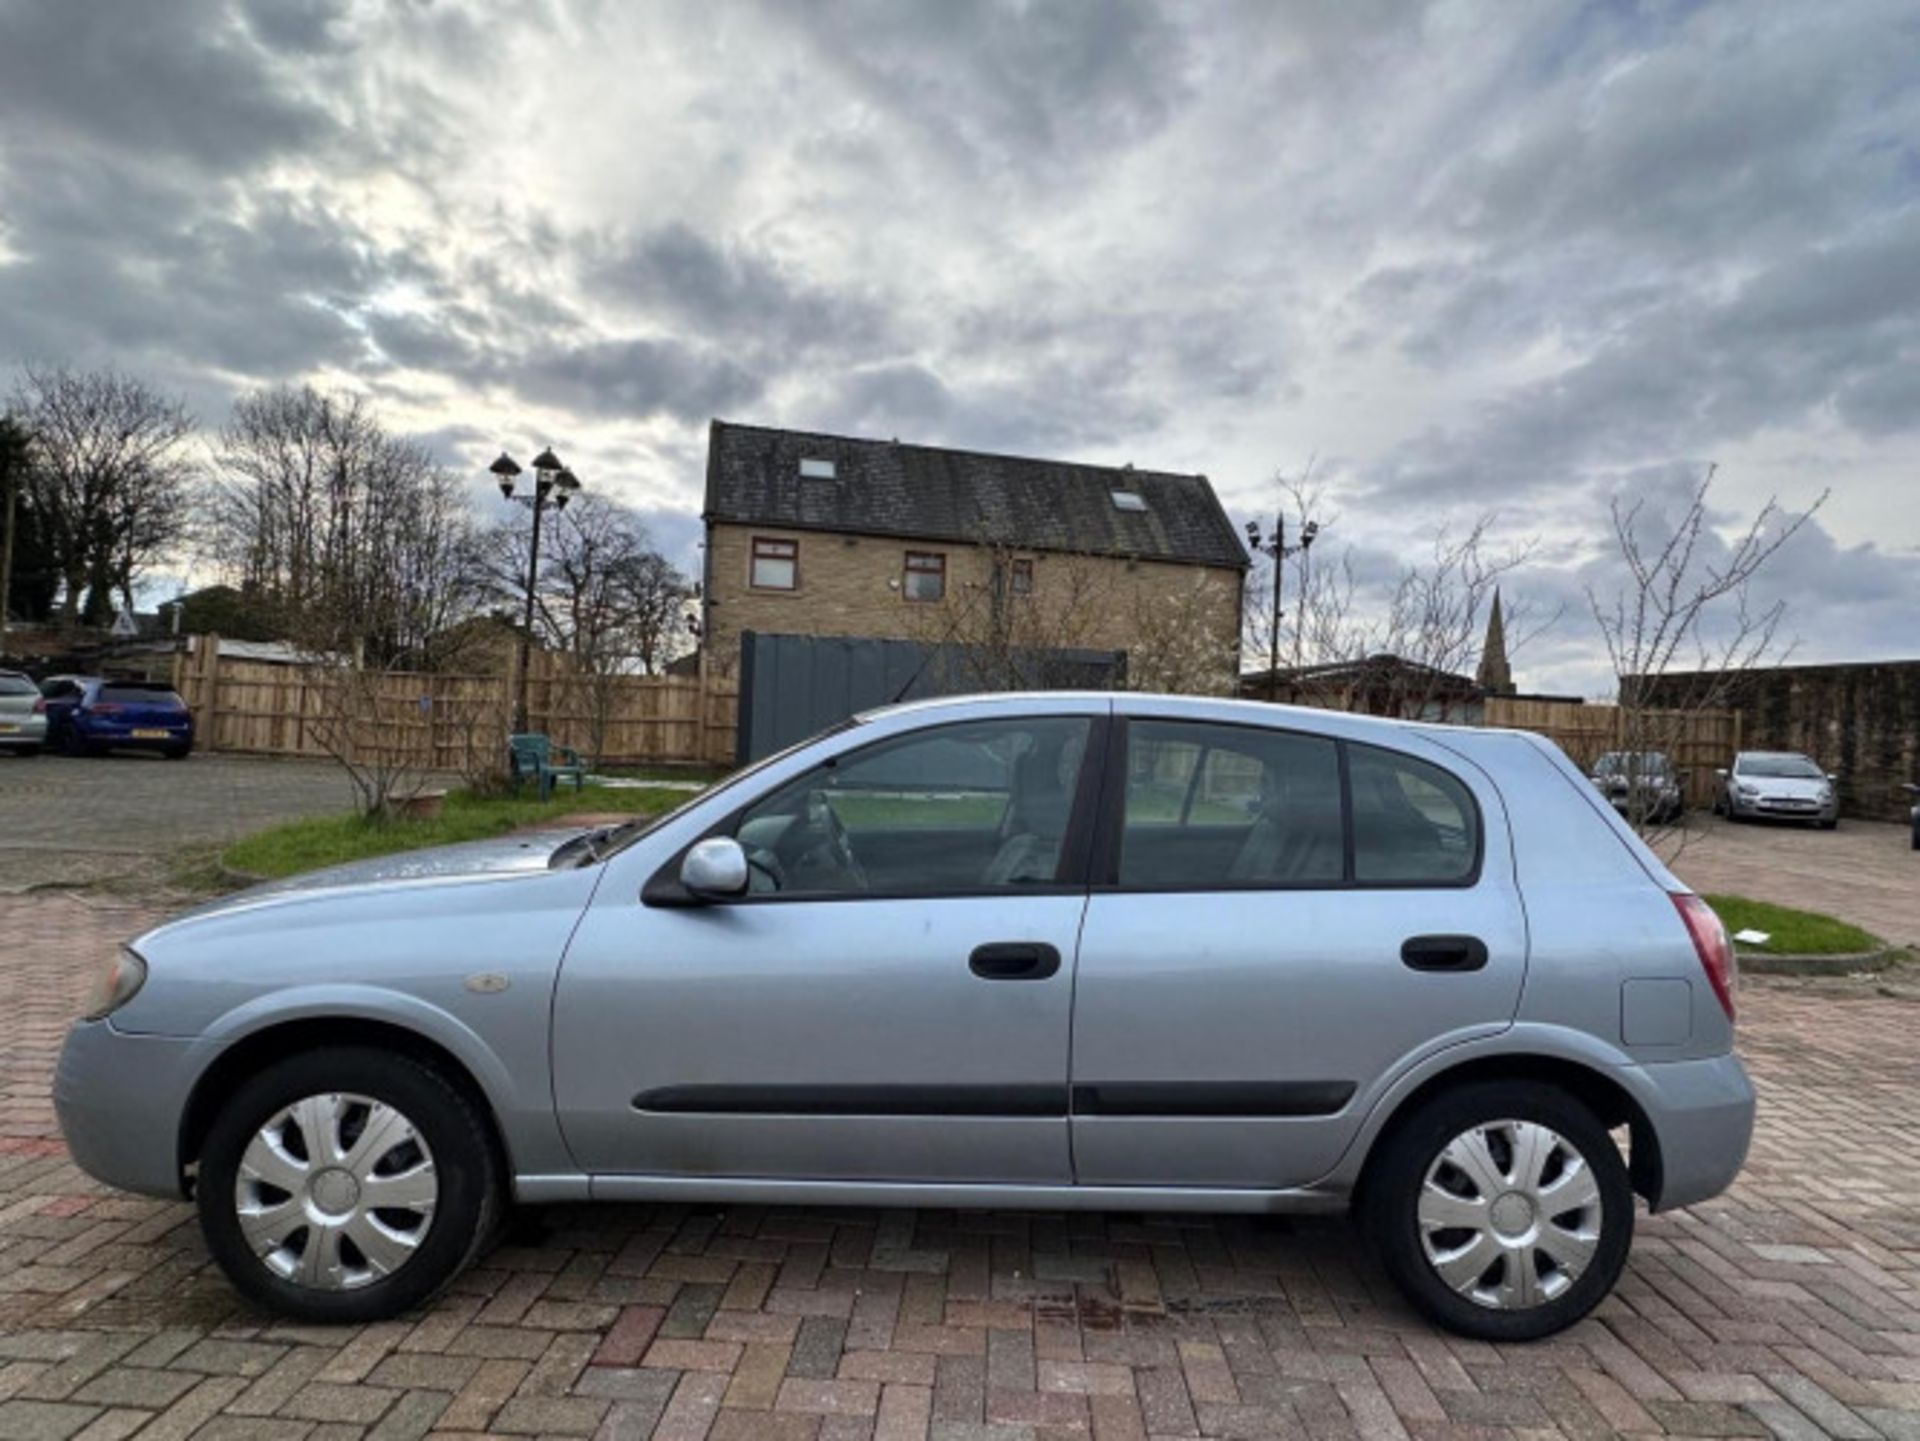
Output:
top-left (856, 689), bottom-right (1497, 749)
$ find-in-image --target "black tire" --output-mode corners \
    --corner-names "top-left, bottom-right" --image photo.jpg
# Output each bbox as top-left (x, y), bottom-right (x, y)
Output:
top-left (1818, 819), bottom-right (1838, 831)
top-left (197, 1046), bottom-right (501, 1323)
top-left (1910, 820), bottom-right (1919, 852)
top-left (1363, 1080), bottom-right (1633, 1342)
top-left (12, 746), bottom-right (39, 758)
top-left (164, 743), bottom-right (192, 760)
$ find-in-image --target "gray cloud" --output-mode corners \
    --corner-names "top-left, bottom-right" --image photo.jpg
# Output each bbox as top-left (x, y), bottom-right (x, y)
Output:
top-left (0, 0), bottom-right (1913, 688)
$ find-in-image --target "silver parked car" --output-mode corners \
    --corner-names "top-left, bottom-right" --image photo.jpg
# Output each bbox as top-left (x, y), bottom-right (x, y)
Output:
top-left (56, 694), bottom-right (1753, 1341)
top-left (0, 669), bottom-right (48, 755)
top-left (1713, 750), bottom-right (1839, 828)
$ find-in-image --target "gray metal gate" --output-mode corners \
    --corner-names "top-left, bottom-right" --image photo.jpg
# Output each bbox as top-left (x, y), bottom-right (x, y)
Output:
top-left (735, 631), bottom-right (1125, 762)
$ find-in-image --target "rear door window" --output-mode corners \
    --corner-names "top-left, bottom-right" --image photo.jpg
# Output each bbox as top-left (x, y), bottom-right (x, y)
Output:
top-left (1119, 721), bottom-right (1343, 887)
top-left (0, 675), bottom-right (36, 697)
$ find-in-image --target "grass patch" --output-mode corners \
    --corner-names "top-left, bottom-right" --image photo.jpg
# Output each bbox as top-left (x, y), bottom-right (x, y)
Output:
top-left (1704, 894), bottom-right (1881, 956)
top-left (223, 783), bottom-right (694, 881)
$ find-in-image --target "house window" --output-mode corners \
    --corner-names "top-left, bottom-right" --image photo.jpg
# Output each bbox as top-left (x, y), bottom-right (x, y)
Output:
top-left (750, 537), bottom-right (798, 590)
top-left (1110, 489), bottom-right (1148, 512)
top-left (799, 457), bottom-right (836, 480)
top-left (903, 551), bottom-right (946, 601)
top-left (1009, 558), bottom-right (1033, 596)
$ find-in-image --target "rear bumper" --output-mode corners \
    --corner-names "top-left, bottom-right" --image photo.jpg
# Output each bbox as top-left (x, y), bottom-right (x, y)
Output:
top-left (0, 719), bottom-right (47, 747)
top-left (1635, 1051), bottom-right (1754, 1211)
top-left (54, 1020), bottom-right (199, 1198)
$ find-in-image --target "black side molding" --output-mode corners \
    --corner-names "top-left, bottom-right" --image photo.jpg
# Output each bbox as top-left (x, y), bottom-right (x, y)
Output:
top-left (1071, 1081), bottom-right (1355, 1118)
top-left (632, 1084), bottom-right (1066, 1117)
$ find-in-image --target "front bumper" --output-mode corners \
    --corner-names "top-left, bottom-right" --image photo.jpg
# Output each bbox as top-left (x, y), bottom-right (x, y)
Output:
top-left (1635, 1051), bottom-right (1755, 1211)
top-left (1730, 792), bottom-right (1836, 822)
top-left (54, 1020), bottom-right (201, 1198)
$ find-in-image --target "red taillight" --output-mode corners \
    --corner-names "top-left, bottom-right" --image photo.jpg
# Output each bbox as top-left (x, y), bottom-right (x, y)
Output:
top-left (1672, 892), bottom-right (1736, 1022)
top-left (31, 698), bottom-right (45, 714)
top-left (90, 703), bottom-right (122, 715)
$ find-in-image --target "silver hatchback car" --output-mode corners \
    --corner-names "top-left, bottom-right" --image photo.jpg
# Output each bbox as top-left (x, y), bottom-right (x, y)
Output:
top-left (56, 693), bottom-right (1753, 1340)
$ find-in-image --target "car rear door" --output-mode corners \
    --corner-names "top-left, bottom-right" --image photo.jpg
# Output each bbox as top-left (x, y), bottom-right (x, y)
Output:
top-left (552, 703), bottom-right (1107, 1186)
top-left (1069, 707), bottom-right (1527, 1191)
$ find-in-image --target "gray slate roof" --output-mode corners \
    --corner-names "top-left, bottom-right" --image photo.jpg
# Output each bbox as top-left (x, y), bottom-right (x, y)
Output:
top-left (704, 420), bottom-right (1248, 570)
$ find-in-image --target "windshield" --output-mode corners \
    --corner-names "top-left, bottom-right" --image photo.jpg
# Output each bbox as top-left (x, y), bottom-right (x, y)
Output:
top-left (591, 718), bottom-right (863, 862)
top-left (1740, 754), bottom-right (1824, 779)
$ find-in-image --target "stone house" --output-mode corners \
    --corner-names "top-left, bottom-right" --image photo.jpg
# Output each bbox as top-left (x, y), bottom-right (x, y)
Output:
top-left (698, 421), bottom-right (1248, 690)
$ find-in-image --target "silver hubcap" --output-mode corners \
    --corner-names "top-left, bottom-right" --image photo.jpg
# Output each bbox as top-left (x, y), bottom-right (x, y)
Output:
top-left (1418, 1118), bottom-right (1602, 1311)
top-left (234, 1093), bottom-right (437, 1291)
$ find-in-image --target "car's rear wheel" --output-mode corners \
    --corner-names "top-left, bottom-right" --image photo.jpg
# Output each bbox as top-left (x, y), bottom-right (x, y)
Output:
top-left (164, 743), bottom-right (192, 760)
top-left (197, 1047), bottom-right (500, 1323)
top-left (1365, 1081), bottom-right (1632, 1341)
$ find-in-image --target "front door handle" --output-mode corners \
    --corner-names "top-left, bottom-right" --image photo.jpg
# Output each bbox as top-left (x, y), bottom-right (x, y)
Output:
top-left (969, 942), bottom-right (1061, 981)
top-left (1401, 935), bottom-right (1489, 972)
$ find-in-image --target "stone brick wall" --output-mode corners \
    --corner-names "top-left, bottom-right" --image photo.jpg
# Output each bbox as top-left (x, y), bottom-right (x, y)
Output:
top-left (704, 522), bottom-right (1244, 691)
top-left (1645, 661), bottom-right (1920, 822)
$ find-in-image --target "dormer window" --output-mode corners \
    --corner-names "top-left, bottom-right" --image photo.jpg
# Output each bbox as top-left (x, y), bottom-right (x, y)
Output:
top-left (1110, 489), bottom-right (1147, 512)
top-left (799, 457), bottom-right (836, 480)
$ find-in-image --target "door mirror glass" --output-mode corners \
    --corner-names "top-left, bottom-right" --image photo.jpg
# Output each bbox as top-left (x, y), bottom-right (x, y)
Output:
top-left (680, 837), bottom-right (749, 899)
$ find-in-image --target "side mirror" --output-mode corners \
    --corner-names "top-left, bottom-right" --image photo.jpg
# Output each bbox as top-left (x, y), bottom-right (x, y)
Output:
top-left (680, 837), bottom-right (748, 900)
top-left (1826, 772), bottom-right (1839, 783)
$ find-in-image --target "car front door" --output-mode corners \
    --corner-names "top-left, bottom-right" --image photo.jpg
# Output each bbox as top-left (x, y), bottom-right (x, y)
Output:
top-left (552, 705), bottom-right (1104, 1185)
top-left (1070, 711), bottom-right (1527, 1191)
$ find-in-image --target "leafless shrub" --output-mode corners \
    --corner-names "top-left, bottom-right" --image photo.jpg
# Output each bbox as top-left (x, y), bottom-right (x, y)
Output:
top-left (1589, 464), bottom-right (1825, 840)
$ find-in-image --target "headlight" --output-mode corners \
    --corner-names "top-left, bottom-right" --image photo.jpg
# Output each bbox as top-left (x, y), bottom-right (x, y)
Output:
top-left (81, 947), bottom-right (147, 1021)
top-left (1736, 783), bottom-right (1759, 798)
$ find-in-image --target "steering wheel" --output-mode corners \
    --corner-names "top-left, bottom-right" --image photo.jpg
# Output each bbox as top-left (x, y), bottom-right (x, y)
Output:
top-left (808, 789), bottom-right (870, 891)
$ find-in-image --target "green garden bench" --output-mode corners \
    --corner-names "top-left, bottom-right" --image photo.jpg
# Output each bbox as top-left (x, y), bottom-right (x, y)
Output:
top-left (508, 733), bottom-right (587, 801)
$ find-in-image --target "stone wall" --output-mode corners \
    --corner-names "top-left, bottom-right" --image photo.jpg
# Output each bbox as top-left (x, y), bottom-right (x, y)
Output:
top-left (704, 522), bottom-right (1245, 692)
top-left (1644, 662), bottom-right (1920, 822)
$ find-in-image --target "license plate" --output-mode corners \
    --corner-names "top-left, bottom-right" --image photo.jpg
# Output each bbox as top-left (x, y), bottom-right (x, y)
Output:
top-left (0, 724), bottom-right (17, 734)
top-left (131, 728), bottom-right (171, 739)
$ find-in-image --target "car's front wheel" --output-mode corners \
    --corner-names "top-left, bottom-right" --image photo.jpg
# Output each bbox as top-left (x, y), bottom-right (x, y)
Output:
top-left (1365, 1081), bottom-right (1632, 1341)
top-left (197, 1047), bottom-right (501, 1323)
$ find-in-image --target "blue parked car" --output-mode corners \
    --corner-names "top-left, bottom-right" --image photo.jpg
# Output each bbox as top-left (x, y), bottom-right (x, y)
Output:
top-left (40, 675), bottom-right (194, 758)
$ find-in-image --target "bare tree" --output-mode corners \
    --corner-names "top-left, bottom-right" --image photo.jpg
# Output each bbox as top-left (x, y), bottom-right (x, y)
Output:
top-left (11, 365), bottom-right (196, 626)
top-left (480, 494), bottom-right (691, 758)
top-left (906, 542), bottom-right (1128, 691)
top-left (212, 385), bottom-right (484, 663)
top-left (1246, 477), bottom-right (1552, 720)
top-left (1589, 464), bottom-right (1824, 837)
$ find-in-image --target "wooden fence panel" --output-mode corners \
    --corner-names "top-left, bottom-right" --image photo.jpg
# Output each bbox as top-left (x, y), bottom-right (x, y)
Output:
top-left (174, 638), bottom-right (738, 770)
top-left (1485, 697), bottom-right (1739, 808)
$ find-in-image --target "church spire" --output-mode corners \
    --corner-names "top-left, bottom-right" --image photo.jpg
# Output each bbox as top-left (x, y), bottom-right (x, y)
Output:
top-left (1476, 588), bottom-right (1515, 695)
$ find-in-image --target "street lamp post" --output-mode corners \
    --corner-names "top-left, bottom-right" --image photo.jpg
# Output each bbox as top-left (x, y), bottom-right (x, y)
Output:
top-left (1244, 513), bottom-right (1319, 702)
top-left (492, 447), bottom-right (581, 733)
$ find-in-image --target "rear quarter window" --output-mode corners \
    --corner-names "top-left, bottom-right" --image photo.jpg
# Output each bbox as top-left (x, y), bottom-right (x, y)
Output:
top-left (1349, 743), bottom-right (1480, 884)
top-left (0, 675), bottom-right (36, 696)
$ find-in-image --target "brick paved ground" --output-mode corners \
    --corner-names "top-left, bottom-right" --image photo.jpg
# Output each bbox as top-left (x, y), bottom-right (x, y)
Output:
top-left (1666, 815), bottom-right (1920, 950)
top-left (2, 891), bottom-right (1917, 1440)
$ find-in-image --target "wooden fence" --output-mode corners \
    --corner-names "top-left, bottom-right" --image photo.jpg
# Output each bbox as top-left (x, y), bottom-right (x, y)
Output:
top-left (1483, 697), bottom-right (1740, 808)
top-left (170, 637), bottom-right (737, 770)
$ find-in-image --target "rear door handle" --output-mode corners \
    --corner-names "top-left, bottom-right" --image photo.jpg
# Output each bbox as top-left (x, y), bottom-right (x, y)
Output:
top-left (969, 942), bottom-right (1061, 981)
top-left (1400, 935), bottom-right (1489, 972)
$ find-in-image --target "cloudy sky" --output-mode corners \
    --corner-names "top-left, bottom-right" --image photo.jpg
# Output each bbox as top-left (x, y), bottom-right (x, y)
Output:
top-left (2, 0), bottom-right (1915, 694)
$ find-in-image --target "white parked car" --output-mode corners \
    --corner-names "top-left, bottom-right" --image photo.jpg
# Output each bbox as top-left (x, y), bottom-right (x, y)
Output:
top-left (1713, 751), bottom-right (1839, 828)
